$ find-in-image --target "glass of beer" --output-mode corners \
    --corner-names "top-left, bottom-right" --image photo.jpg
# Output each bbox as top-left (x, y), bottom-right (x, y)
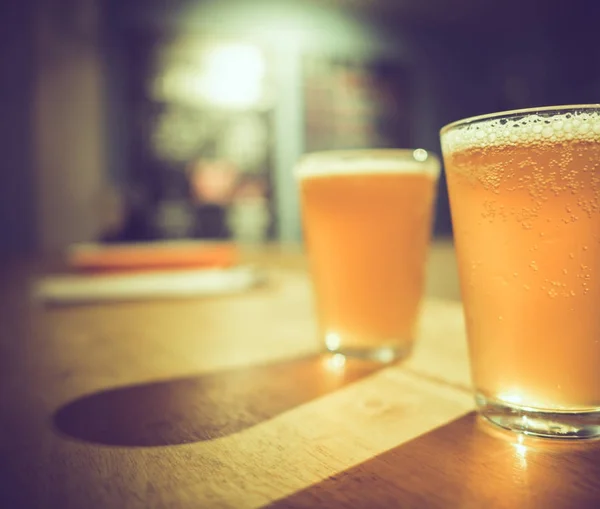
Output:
top-left (441, 105), bottom-right (600, 438)
top-left (296, 150), bottom-right (440, 363)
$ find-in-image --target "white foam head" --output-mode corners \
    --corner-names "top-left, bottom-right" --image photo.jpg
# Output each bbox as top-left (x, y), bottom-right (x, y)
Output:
top-left (441, 105), bottom-right (600, 155)
top-left (295, 149), bottom-right (440, 179)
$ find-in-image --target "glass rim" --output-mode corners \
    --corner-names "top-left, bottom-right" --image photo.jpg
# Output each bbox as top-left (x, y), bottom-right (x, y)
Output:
top-left (294, 149), bottom-right (441, 179)
top-left (440, 104), bottom-right (600, 135)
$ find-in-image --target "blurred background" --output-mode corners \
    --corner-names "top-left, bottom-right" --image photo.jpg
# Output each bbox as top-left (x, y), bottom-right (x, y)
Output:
top-left (2, 0), bottom-right (600, 255)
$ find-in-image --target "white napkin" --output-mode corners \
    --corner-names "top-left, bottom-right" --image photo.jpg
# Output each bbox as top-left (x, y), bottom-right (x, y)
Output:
top-left (35, 266), bottom-right (264, 305)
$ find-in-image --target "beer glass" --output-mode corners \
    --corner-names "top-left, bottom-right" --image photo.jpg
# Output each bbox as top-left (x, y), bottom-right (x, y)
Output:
top-left (296, 150), bottom-right (440, 363)
top-left (441, 105), bottom-right (600, 438)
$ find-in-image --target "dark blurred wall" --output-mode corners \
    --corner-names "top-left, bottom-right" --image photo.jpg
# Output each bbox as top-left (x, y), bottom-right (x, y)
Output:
top-left (34, 0), bottom-right (112, 252)
top-left (1, 0), bottom-right (115, 254)
top-left (5, 0), bottom-right (599, 250)
top-left (0, 0), bottom-right (36, 253)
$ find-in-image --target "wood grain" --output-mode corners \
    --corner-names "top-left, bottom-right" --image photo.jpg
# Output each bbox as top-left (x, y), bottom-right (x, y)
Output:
top-left (267, 412), bottom-right (600, 509)
top-left (0, 246), bottom-right (473, 509)
top-left (5, 244), bottom-right (596, 509)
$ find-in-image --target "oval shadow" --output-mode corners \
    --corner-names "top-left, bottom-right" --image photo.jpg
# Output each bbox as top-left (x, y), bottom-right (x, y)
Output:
top-left (53, 354), bottom-right (382, 447)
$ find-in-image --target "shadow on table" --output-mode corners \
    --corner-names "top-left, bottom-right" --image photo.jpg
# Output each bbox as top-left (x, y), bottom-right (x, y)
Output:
top-left (53, 353), bottom-right (382, 447)
top-left (266, 412), bottom-right (600, 509)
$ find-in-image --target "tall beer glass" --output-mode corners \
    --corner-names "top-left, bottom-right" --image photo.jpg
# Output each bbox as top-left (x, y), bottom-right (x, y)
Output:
top-left (297, 150), bottom-right (440, 363)
top-left (441, 105), bottom-right (600, 438)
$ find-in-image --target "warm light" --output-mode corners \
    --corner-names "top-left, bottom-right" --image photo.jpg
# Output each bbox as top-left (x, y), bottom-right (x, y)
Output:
top-left (200, 44), bottom-right (265, 109)
top-left (152, 42), bottom-right (265, 110)
top-left (513, 433), bottom-right (528, 469)
top-left (499, 392), bottom-right (523, 405)
top-left (325, 353), bottom-right (347, 372)
top-left (515, 433), bottom-right (527, 454)
top-left (325, 332), bottom-right (341, 351)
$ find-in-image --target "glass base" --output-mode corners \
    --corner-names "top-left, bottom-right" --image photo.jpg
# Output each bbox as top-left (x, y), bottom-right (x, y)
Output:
top-left (476, 392), bottom-right (600, 439)
top-left (324, 343), bottom-right (412, 363)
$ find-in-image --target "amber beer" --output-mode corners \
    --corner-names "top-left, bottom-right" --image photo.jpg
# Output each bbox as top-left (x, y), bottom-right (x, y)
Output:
top-left (297, 150), bottom-right (440, 362)
top-left (441, 105), bottom-right (600, 438)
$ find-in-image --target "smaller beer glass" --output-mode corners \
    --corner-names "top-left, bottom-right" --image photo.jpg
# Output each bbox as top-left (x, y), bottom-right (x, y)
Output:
top-left (296, 150), bottom-right (440, 363)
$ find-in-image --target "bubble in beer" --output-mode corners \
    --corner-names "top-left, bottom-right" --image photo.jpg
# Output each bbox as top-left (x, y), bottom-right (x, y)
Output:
top-left (325, 332), bottom-right (341, 351)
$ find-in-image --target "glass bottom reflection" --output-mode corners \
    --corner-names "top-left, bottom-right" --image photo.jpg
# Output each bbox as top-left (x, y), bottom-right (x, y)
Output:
top-left (324, 342), bottom-right (413, 364)
top-left (476, 392), bottom-right (600, 439)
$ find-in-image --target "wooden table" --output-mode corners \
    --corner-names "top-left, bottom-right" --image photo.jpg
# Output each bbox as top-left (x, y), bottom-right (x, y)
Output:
top-left (2, 242), bottom-right (599, 509)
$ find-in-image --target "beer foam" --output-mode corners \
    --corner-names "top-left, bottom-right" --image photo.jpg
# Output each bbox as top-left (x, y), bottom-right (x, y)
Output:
top-left (295, 150), bottom-right (440, 179)
top-left (441, 109), bottom-right (600, 154)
